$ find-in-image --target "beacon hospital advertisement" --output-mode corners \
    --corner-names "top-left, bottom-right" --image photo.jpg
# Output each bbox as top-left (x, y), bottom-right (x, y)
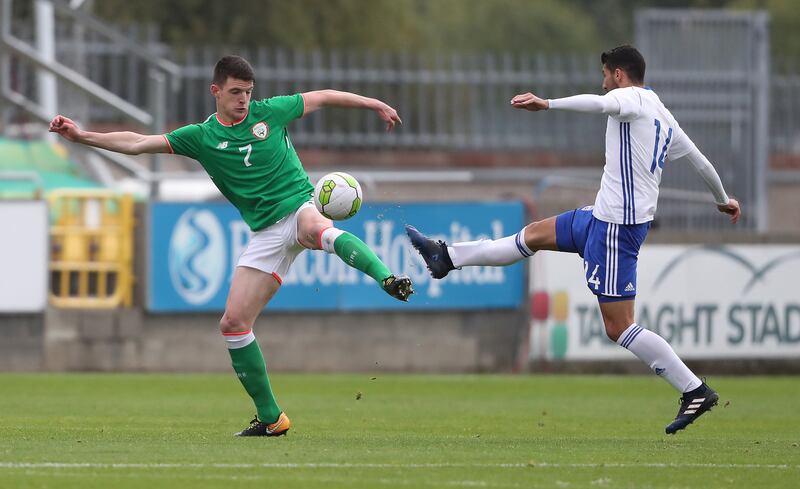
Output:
top-left (531, 245), bottom-right (800, 360)
top-left (147, 201), bottom-right (526, 312)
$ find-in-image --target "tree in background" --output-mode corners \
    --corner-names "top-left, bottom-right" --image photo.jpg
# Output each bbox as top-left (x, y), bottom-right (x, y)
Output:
top-left (732, 0), bottom-right (800, 68)
top-left (91, 0), bottom-right (797, 61)
top-left (92, 0), bottom-right (599, 53)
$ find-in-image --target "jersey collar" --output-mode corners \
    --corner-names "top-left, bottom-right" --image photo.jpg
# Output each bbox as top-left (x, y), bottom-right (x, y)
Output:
top-left (215, 111), bottom-right (248, 127)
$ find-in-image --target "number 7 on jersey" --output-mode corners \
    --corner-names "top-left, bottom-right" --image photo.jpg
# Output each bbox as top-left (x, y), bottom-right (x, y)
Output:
top-left (239, 144), bottom-right (253, 167)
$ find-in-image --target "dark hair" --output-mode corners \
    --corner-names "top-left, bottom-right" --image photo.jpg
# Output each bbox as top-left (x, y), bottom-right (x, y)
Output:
top-left (213, 55), bottom-right (255, 86)
top-left (601, 45), bottom-right (646, 83)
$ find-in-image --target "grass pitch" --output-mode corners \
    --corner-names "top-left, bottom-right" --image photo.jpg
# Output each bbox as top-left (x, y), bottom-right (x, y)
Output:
top-left (0, 374), bottom-right (798, 488)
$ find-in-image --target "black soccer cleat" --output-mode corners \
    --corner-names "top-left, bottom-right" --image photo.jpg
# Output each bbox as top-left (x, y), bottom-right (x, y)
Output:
top-left (405, 225), bottom-right (455, 279)
top-left (665, 383), bottom-right (719, 435)
top-left (234, 412), bottom-right (291, 437)
top-left (382, 275), bottom-right (414, 302)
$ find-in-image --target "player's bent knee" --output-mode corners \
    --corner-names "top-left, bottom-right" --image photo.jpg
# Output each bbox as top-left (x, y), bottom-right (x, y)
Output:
top-left (523, 220), bottom-right (553, 250)
top-left (299, 221), bottom-right (333, 250)
top-left (296, 207), bottom-right (333, 250)
top-left (219, 313), bottom-right (250, 335)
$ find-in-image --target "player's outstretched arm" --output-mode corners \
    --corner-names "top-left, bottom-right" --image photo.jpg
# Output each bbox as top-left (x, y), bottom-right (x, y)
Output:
top-left (511, 92), bottom-right (621, 115)
top-left (301, 90), bottom-right (401, 131)
top-left (681, 142), bottom-right (741, 224)
top-left (49, 115), bottom-right (169, 155)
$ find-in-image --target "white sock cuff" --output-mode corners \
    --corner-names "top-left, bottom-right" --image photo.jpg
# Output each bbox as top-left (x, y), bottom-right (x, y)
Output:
top-left (616, 323), bottom-right (644, 349)
top-left (320, 227), bottom-right (345, 253)
top-left (223, 329), bottom-right (256, 349)
top-left (515, 229), bottom-right (534, 257)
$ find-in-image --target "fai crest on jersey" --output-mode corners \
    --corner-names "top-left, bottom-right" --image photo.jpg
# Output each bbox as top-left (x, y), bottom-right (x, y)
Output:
top-left (251, 121), bottom-right (269, 139)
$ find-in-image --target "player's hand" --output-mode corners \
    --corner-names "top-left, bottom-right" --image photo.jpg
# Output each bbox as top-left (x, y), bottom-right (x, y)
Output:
top-left (49, 115), bottom-right (83, 142)
top-left (717, 198), bottom-right (740, 224)
top-left (374, 102), bottom-right (402, 131)
top-left (510, 92), bottom-right (549, 111)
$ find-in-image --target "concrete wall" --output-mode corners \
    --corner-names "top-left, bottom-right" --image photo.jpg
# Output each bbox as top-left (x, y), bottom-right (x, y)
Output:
top-left (5, 307), bottom-right (797, 374)
top-left (0, 307), bottom-right (527, 373)
top-left (3, 175), bottom-right (798, 374)
top-left (0, 314), bottom-right (44, 371)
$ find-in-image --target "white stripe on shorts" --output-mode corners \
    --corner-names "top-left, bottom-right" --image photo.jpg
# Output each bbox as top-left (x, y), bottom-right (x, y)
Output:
top-left (605, 223), bottom-right (611, 294)
top-left (605, 223), bottom-right (619, 296)
top-left (613, 223), bottom-right (619, 295)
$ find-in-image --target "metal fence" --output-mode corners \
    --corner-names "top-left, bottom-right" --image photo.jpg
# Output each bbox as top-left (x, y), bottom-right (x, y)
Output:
top-left (6, 21), bottom-right (798, 156)
top-left (4, 11), bottom-right (798, 234)
top-left (772, 67), bottom-right (800, 155)
top-left (636, 9), bottom-right (769, 232)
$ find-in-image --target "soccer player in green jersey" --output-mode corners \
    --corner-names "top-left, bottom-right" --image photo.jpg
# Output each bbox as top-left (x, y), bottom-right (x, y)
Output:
top-left (49, 55), bottom-right (414, 437)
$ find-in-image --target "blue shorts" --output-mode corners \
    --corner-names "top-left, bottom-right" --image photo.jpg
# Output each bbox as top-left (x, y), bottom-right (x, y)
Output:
top-left (555, 206), bottom-right (650, 302)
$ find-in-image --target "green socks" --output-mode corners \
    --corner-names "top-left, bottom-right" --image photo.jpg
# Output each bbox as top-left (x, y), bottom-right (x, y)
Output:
top-left (225, 333), bottom-right (281, 424)
top-left (223, 228), bottom-right (394, 424)
top-left (326, 229), bottom-right (392, 284)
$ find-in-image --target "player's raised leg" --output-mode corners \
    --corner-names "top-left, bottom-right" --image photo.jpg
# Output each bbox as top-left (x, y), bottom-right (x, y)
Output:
top-left (406, 214), bottom-right (565, 279)
top-left (296, 206), bottom-right (414, 301)
top-left (221, 266), bottom-right (291, 437)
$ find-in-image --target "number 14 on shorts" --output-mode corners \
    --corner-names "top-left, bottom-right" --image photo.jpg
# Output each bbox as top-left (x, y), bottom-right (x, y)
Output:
top-left (584, 260), bottom-right (601, 290)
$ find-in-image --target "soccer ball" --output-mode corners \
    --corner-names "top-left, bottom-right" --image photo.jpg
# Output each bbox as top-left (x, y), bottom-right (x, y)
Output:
top-left (313, 172), bottom-right (363, 220)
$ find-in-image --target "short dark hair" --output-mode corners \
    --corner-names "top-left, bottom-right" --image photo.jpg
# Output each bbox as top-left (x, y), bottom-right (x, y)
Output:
top-left (601, 45), bottom-right (646, 83)
top-left (213, 55), bottom-right (255, 87)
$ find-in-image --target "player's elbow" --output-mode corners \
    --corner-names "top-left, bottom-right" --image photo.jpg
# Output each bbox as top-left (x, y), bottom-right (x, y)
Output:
top-left (127, 135), bottom-right (161, 155)
top-left (302, 90), bottom-right (334, 114)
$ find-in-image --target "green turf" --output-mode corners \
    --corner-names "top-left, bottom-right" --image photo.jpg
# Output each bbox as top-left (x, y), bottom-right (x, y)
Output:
top-left (0, 374), bottom-right (798, 488)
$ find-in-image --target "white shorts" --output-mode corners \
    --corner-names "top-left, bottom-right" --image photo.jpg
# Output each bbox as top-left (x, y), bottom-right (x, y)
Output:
top-left (237, 200), bottom-right (316, 284)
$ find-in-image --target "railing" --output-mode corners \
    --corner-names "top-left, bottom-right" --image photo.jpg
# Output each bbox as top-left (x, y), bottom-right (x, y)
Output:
top-left (1, 9), bottom-right (793, 234)
top-left (0, 0), bottom-right (180, 189)
top-left (0, 170), bottom-right (44, 198)
top-left (7, 37), bottom-right (800, 156)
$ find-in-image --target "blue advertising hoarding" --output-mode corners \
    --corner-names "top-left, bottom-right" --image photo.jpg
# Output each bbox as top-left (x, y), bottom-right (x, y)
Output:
top-left (147, 201), bottom-right (525, 312)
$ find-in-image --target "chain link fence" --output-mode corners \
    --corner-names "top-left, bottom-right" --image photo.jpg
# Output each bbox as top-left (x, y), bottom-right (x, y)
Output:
top-left (4, 10), bottom-right (795, 233)
top-left (5, 18), bottom-right (796, 156)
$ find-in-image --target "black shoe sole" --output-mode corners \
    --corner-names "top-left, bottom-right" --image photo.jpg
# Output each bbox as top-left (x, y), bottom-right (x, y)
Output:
top-left (384, 276), bottom-right (414, 302)
top-left (665, 394), bottom-right (719, 435)
top-left (405, 225), bottom-right (452, 279)
top-left (235, 430), bottom-right (289, 437)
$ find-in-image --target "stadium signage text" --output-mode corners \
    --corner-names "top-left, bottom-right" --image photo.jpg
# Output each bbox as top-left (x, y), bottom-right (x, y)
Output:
top-left (534, 245), bottom-right (800, 359)
top-left (148, 201), bottom-right (525, 312)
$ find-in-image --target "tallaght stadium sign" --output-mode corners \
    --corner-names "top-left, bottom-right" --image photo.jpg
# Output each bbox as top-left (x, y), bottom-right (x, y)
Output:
top-left (533, 245), bottom-right (800, 360)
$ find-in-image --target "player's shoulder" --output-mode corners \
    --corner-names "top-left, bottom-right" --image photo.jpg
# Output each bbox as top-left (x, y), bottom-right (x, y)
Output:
top-left (605, 87), bottom-right (647, 121)
top-left (251, 94), bottom-right (304, 125)
top-left (615, 86), bottom-right (661, 102)
top-left (184, 113), bottom-right (215, 130)
top-left (169, 120), bottom-right (207, 137)
top-left (608, 86), bottom-right (642, 99)
top-left (253, 94), bottom-right (301, 108)
top-left (249, 95), bottom-right (288, 117)
top-left (640, 88), bottom-right (680, 121)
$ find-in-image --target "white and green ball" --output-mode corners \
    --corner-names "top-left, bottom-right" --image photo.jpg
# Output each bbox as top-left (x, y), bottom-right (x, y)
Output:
top-left (313, 172), bottom-right (362, 220)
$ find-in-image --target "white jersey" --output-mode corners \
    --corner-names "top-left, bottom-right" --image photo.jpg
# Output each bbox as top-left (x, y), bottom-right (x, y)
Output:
top-left (592, 87), bottom-right (694, 225)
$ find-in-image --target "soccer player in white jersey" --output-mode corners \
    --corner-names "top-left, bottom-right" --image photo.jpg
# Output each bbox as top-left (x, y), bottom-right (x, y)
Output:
top-left (406, 45), bottom-right (741, 434)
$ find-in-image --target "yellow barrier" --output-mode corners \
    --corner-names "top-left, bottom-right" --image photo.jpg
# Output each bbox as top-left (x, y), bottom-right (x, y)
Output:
top-left (48, 190), bottom-right (134, 308)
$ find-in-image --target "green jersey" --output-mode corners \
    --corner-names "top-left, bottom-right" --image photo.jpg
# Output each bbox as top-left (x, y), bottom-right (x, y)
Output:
top-left (165, 94), bottom-right (314, 231)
